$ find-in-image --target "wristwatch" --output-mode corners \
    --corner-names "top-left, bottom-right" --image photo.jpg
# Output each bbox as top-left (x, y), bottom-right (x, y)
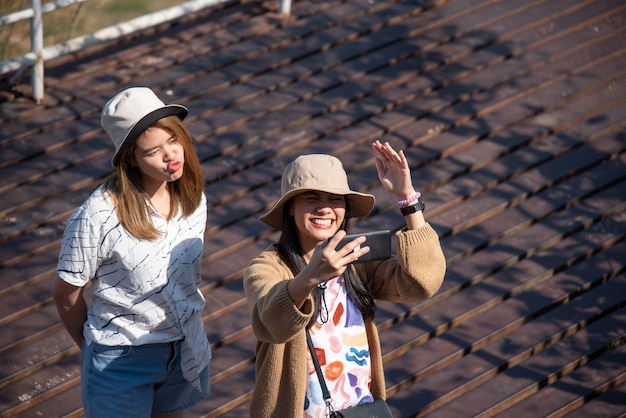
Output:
top-left (400, 197), bottom-right (425, 216)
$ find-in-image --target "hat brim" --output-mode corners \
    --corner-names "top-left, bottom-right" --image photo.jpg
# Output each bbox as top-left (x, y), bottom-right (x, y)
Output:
top-left (111, 104), bottom-right (188, 167)
top-left (259, 187), bottom-right (375, 230)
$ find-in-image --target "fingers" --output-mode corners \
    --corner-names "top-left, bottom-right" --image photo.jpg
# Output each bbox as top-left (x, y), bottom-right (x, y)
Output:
top-left (374, 155), bottom-right (387, 178)
top-left (323, 232), bottom-right (370, 266)
top-left (306, 234), bottom-right (368, 287)
top-left (305, 245), bottom-right (369, 290)
top-left (372, 140), bottom-right (405, 166)
top-left (335, 234), bottom-right (368, 259)
top-left (398, 149), bottom-right (408, 166)
top-left (372, 141), bottom-right (416, 197)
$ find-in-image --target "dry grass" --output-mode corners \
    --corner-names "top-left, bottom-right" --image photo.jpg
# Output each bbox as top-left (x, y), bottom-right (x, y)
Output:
top-left (0, 0), bottom-right (186, 61)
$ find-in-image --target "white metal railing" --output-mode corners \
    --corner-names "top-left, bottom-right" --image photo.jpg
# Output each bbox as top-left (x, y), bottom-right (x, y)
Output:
top-left (1, 0), bottom-right (292, 104)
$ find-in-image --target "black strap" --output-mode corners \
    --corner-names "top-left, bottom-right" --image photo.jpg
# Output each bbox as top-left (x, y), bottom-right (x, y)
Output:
top-left (306, 330), bottom-right (335, 413)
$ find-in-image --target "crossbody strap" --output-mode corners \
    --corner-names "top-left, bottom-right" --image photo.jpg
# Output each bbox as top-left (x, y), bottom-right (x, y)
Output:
top-left (306, 330), bottom-right (335, 415)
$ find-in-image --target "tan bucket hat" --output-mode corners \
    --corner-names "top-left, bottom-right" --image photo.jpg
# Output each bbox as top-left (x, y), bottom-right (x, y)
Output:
top-left (260, 154), bottom-right (375, 230)
top-left (101, 87), bottom-right (188, 167)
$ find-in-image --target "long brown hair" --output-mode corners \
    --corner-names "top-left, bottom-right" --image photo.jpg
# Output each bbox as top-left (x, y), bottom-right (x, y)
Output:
top-left (104, 115), bottom-right (205, 240)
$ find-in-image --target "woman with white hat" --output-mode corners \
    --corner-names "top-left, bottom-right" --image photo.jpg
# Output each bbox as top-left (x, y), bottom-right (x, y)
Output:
top-left (243, 141), bottom-right (446, 417)
top-left (53, 87), bottom-right (211, 418)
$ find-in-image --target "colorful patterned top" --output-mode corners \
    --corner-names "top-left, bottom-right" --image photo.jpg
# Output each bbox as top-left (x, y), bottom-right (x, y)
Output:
top-left (305, 276), bottom-right (374, 417)
top-left (244, 225), bottom-right (447, 417)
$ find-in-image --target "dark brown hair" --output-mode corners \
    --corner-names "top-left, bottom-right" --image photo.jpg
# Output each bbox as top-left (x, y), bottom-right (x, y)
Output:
top-left (276, 199), bottom-right (376, 328)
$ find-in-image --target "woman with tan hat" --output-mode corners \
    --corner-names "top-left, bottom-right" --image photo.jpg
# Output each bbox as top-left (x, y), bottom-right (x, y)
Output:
top-left (244, 141), bottom-right (446, 417)
top-left (53, 87), bottom-right (211, 418)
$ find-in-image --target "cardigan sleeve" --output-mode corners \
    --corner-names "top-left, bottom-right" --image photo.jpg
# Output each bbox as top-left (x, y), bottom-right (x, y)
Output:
top-left (243, 246), bottom-right (314, 344)
top-left (359, 222), bottom-right (446, 302)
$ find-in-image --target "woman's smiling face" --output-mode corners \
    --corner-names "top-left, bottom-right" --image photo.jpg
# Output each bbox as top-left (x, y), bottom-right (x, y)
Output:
top-left (290, 191), bottom-right (346, 257)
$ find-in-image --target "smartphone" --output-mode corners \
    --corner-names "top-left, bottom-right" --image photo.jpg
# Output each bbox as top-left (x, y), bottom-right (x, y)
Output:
top-left (336, 230), bottom-right (391, 263)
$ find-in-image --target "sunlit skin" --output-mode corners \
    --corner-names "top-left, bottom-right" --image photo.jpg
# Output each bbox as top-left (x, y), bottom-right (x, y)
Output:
top-left (290, 191), bottom-right (348, 261)
top-left (371, 140), bottom-right (425, 230)
top-left (133, 126), bottom-right (185, 217)
top-left (286, 140), bottom-right (426, 309)
top-left (287, 191), bottom-right (369, 309)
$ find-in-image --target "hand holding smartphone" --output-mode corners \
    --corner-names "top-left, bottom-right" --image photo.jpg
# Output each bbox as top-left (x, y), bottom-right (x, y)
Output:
top-left (336, 230), bottom-right (391, 263)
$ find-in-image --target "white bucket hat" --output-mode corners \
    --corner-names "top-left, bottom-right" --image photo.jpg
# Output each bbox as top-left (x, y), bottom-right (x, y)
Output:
top-left (101, 87), bottom-right (188, 167)
top-left (260, 154), bottom-right (375, 230)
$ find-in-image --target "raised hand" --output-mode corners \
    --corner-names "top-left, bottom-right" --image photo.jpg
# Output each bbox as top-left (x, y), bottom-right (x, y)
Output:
top-left (372, 140), bottom-right (416, 199)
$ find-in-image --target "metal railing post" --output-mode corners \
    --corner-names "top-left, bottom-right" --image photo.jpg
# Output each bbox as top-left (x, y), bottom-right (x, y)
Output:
top-left (2, 0), bottom-right (235, 103)
top-left (279, 0), bottom-right (291, 16)
top-left (30, 0), bottom-right (44, 103)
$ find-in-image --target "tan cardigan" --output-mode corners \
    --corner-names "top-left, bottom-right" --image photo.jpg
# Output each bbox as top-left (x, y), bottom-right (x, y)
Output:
top-left (243, 224), bottom-right (446, 417)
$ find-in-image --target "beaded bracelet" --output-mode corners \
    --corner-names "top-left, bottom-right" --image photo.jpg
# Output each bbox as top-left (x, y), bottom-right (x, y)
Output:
top-left (397, 192), bottom-right (421, 206)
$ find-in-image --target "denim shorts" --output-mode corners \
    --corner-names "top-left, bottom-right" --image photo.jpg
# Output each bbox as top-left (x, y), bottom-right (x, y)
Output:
top-left (81, 340), bottom-right (210, 417)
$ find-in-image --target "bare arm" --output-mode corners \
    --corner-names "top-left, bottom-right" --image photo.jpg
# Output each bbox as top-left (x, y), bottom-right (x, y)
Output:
top-left (372, 140), bottom-right (426, 230)
top-left (52, 277), bottom-right (87, 349)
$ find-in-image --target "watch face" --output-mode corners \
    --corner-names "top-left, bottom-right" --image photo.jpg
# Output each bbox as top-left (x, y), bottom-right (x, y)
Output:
top-left (401, 198), bottom-right (425, 216)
